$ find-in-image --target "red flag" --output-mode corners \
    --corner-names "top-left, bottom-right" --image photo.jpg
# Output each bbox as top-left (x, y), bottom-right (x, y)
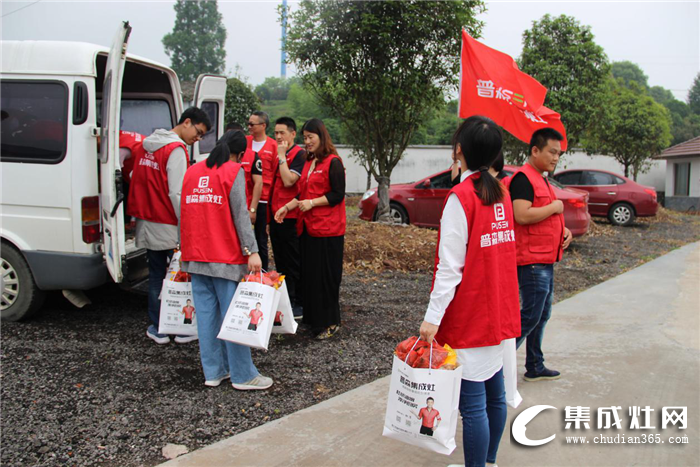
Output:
top-left (459, 30), bottom-right (568, 151)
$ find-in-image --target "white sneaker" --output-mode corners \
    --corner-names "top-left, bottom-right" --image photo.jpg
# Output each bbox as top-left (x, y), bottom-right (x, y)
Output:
top-left (205, 374), bottom-right (230, 387)
top-left (174, 335), bottom-right (198, 344)
top-left (146, 327), bottom-right (170, 345)
top-left (232, 375), bottom-right (273, 391)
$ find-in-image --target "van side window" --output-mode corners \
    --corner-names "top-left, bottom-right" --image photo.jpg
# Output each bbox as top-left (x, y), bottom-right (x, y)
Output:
top-left (1, 80), bottom-right (68, 164)
top-left (198, 101), bottom-right (219, 154)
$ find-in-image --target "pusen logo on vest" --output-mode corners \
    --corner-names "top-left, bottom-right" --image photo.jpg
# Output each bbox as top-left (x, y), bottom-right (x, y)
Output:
top-left (198, 176), bottom-right (209, 189)
top-left (494, 203), bottom-right (505, 221)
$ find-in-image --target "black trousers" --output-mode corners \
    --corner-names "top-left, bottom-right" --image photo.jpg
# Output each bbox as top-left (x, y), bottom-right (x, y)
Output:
top-left (270, 218), bottom-right (302, 306)
top-left (254, 202), bottom-right (269, 271)
top-left (300, 231), bottom-right (344, 329)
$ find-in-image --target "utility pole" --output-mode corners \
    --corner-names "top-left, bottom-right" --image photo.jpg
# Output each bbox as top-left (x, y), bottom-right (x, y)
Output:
top-left (280, 0), bottom-right (287, 79)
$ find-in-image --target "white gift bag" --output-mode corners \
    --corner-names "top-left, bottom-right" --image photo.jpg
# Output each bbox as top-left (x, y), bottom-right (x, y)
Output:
top-left (502, 338), bottom-right (522, 408)
top-left (217, 280), bottom-right (281, 350)
top-left (158, 252), bottom-right (198, 336)
top-left (271, 280), bottom-right (297, 335)
top-left (382, 353), bottom-right (462, 455)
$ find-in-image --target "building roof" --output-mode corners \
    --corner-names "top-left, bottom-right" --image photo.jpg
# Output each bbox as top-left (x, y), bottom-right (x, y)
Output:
top-left (655, 136), bottom-right (700, 159)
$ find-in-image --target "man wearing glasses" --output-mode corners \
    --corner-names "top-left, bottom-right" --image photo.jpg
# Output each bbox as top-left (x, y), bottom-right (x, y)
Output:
top-left (128, 107), bottom-right (211, 346)
top-left (242, 111), bottom-right (278, 271)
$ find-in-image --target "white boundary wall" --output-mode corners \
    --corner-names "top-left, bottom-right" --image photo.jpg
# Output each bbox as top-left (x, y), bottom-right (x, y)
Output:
top-left (336, 145), bottom-right (666, 194)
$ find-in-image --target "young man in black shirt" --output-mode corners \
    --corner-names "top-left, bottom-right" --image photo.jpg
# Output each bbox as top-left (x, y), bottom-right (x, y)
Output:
top-left (271, 117), bottom-right (307, 317)
top-left (509, 128), bottom-right (572, 382)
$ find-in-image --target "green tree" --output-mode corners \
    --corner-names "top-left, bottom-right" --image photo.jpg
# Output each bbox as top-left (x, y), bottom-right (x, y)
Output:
top-left (588, 80), bottom-right (672, 179)
top-left (255, 77), bottom-right (298, 103)
top-left (649, 85), bottom-right (676, 106)
top-left (283, 0), bottom-right (485, 220)
top-left (611, 61), bottom-right (649, 89)
top-left (519, 14), bottom-right (610, 151)
top-left (162, 0), bottom-right (227, 82)
top-left (688, 72), bottom-right (700, 115)
top-left (224, 78), bottom-right (260, 128)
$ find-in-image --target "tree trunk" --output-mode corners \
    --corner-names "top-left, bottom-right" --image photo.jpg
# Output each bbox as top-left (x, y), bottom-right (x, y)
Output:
top-left (375, 175), bottom-right (391, 222)
top-left (623, 163), bottom-right (630, 178)
top-left (366, 169), bottom-right (372, 191)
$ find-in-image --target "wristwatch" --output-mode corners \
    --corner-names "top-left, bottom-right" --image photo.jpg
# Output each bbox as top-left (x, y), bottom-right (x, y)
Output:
top-left (279, 158), bottom-right (287, 166)
top-left (249, 208), bottom-right (256, 213)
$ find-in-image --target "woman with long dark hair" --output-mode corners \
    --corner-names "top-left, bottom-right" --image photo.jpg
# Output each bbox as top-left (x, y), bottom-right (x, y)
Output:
top-left (420, 116), bottom-right (520, 467)
top-left (273, 118), bottom-right (346, 340)
top-left (180, 130), bottom-right (272, 390)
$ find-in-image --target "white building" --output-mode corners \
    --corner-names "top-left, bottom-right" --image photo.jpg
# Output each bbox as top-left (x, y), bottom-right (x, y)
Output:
top-left (654, 136), bottom-right (700, 211)
top-left (337, 145), bottom-right (666, 195)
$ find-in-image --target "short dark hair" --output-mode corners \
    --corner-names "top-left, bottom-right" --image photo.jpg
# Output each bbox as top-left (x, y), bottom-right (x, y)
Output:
top-left (256, 302), bottom-right (261, 306)
top-left (251, 111), bottom-right (270, 129)
top-left (226, 122), bottom-right (243, 132)
top-left (206, 130), bottom-right (246, 169)
top-left (179, 107), bottom-right (212, 131)
top-left (529, 128), bottom-right (563, 155)
top-left (452, 115), bottom-right (504, 205)
top-left (275, 116), bottom-right (297, 132)
top-left (301, 118), bottom-right (337, 161)
top-left (427, 397), bottom-right (434, 403)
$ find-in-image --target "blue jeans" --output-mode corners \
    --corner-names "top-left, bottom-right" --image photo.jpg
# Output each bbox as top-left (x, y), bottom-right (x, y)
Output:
top-left (147, 249), bottom-right (174, 329)
top-left (459, 368), bottom-right (507, 466)
top-left (190, 273), bottom-right (260, 384)
top-left (516, 263), bottom-right (554, 373)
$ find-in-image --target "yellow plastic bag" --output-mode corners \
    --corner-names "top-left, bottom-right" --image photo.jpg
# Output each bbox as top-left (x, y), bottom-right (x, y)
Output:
top-left (441, 344), bottom-right (458, 370)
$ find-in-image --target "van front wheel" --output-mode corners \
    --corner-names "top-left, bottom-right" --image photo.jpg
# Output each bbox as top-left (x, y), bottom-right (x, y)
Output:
top-left (1, 244), bottom-right (45, 321)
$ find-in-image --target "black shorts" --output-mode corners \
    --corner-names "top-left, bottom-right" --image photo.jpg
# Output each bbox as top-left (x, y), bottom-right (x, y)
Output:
top-left (419, 425), bottom-right (434, 436)
top-left (248, 323), bottom-right (258, 331)
top-left (273, 321), bottom-right (282, 326)
top-left (184, 318), bottom-right (192, 324)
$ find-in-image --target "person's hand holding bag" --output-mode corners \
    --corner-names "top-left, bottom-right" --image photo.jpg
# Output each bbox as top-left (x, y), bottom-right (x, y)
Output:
top-left (419, 320), bottom-right (439, 344)
top-left (248, 252), bottom-right (262, 274)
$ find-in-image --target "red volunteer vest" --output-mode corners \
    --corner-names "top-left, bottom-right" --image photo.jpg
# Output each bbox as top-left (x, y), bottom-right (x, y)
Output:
top-left (297, 155), bottom-right (346, 237)
top-left (127, 141), bottom-right (188, 226)
top-left (239, 136), bottom-right (258, 209)
top-left (180, 161), bottom-right (247, 265)
top-left (243, 135), bottom-right (278, 203)
top-left (506, 163), bottom-right (564, 266)
top-left (270, 144), bottom-right (304, 220)
top-left (433, 174), bottom-right (521, 349)
top-left (119, 131), bottom-right (145, 184)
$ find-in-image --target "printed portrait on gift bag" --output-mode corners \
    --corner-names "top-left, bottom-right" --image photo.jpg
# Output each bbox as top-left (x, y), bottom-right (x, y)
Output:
top-left (273, 310), bottom-right (283, 327)
top-left (411, 397), bottom-right (441, 437)
top-left (181, 299), bottom-right (196, 324)
top-left (244, 302), bottom-right (264, 331)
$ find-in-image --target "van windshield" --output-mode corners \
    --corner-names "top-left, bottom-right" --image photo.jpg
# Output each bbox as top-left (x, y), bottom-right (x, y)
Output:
top-left (97, 98), bottom-right (173, 138)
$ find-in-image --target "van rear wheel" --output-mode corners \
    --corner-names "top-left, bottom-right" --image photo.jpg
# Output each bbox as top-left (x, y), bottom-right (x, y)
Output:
top-left (1, 244), bottom-right (45, 321)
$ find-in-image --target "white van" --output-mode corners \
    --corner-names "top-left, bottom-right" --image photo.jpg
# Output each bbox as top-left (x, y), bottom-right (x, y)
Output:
top-left (1, 22), bottom-right (227, 321)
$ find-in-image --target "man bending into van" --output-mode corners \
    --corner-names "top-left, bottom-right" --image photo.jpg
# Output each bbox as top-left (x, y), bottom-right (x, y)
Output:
top-left (128, 107), bottom-right (211, 345)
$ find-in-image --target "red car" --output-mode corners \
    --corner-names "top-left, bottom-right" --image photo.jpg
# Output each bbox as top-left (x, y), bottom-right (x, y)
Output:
top-left (359, 165), bottom-right (591, 237)
top-left (551, 169), bottom-right (658, 226)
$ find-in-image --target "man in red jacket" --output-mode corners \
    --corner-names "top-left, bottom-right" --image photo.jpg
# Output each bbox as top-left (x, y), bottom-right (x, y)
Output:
top-left (245, 111), bottom-right (278, 271)
top-left (509, 128), bottom-right (572, 382)
top-left (128, 107), bottom-right (211, 345)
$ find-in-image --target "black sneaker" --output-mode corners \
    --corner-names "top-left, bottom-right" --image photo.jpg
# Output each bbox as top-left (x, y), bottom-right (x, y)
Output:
top-left (524, 367), bottom-right (561, 382)
top-left (292, 304), bottom-right (303, 320)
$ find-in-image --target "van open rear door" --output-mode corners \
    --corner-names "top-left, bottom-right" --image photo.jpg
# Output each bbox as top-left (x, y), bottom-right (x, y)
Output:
top-left (191, 74), bottom-right (227, 163)
top-left (98, 21), bottom-right (131, 283)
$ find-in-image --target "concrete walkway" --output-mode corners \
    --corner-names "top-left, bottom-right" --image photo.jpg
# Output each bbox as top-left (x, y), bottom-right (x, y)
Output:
top-left (161, 242), bottom-right (700, 467)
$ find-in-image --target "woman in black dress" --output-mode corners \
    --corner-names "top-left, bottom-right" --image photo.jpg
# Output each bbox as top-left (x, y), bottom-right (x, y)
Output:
top-left (273, 118), bottom-right (346, 340)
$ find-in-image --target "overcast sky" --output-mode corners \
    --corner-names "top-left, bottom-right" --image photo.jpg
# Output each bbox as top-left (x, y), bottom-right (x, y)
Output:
top-left (2, 0), bottom-right (698, 101)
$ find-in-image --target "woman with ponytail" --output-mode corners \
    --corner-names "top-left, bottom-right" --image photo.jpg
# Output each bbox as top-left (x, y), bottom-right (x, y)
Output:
top-left (179, 130), bottom-right (273, 391)
top-left (419, 116), bottom-right (521, 467)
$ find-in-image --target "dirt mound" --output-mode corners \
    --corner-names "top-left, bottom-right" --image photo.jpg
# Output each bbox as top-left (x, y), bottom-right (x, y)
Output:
top-left (344, 221), bottom-right (437, 273)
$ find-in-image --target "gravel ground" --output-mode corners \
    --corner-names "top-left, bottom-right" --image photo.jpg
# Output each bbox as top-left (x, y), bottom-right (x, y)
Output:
top-left (2, 212), bottom-right (699, 467)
